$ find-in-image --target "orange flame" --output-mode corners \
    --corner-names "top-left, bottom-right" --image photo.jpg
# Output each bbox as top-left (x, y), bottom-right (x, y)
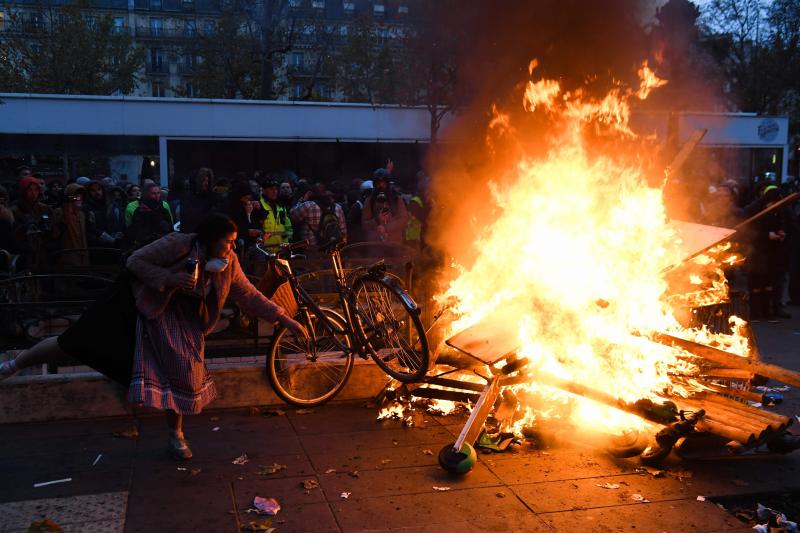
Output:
top-left (435, 59), bottom-right (746, 435)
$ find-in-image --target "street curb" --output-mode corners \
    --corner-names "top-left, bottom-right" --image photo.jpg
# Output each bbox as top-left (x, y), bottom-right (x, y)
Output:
top-left (0, 359), bottom-right (389, 424)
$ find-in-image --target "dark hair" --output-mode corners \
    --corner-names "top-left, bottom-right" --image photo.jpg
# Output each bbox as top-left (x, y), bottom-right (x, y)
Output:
top-left (196, 212), bottom-right (238, 245)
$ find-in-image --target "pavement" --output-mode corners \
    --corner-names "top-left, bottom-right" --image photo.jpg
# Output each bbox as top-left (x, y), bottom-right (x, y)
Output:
top-left (0, 316), bottom-right (799, 532)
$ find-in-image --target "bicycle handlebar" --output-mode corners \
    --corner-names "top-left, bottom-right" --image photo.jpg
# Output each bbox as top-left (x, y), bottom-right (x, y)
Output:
top-left (255, 239), bottom-right (310, 259)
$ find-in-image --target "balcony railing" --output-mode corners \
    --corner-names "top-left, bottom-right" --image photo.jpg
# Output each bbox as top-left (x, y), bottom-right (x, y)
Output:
top-left (146, 62), bottom-right (169, 74)
top-left (135, 26), bottom-right (195, 39)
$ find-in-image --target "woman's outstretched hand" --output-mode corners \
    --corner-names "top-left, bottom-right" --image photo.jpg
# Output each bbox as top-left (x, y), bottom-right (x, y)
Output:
top-left (278, 315), bottom-right (309, 340)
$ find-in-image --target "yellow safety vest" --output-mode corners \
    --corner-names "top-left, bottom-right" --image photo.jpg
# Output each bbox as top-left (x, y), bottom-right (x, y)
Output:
top-left (404, 196), bottom-right (424, 243)
top-left (259, 197), bottom-right (292, 248)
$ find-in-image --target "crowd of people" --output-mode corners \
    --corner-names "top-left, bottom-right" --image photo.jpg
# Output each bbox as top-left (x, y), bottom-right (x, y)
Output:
top-left (666, 174), bottom-right (800, 321)
top-left (0, 163), bottom-right (431, 272)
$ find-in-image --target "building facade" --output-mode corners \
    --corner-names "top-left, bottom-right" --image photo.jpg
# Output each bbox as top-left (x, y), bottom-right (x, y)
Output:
top-left (0, 0), bottom-right (413, 100)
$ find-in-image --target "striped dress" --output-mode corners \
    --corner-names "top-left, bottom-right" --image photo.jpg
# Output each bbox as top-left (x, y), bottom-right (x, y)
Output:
top-left (127, 291), bottom-right (216, 414)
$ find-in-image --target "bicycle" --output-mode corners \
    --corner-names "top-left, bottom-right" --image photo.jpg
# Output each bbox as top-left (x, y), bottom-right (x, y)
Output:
top-left (256, 238), bottom-right (429, 406)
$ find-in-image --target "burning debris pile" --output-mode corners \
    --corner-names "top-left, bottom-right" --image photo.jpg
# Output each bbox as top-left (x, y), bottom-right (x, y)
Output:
top-left (378, 59), bottom-right (800, 472)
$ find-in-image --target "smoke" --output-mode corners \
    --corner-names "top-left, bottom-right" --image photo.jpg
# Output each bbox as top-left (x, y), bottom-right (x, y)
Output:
top-left (423, 0), bottom-right (722, 270)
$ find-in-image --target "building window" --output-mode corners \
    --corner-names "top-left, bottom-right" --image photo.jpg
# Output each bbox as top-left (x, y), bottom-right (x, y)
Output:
top-left (343, 1), bottom-right (354, 12)
top-left (150, 47), bottom-right (165, 71)
top-left (318, 84), bottom-right (333, 99)
top-left (30, 12), bottom-right (43, 28)
top-left (85, 15), bottom-right (97, 28)
top-left (150, 0), bottom-right (162, 9)
top-left (311, 0), bottom-right (324, 8)
top-left (185, 82), bottom-right (196, 97)
top-left (291, 51), bottom-right (303, 66)
top-left (182, 0), bottom-right (194, 8)
top-left (152, 80), bottom-right (166, 97)
top-left (288, 0), bottom-right (302, 7)
top-left (185, 19), bottom-right (196, 36)
top-left (203, 19), bottom-right (215, 33)
top-left (149, 17), bottom-right (162, 36)
top-left (113, 17), bottom-right (125, 32)
top-left (398, 4), bottom-right (408, 14)
top-left (293, 83), bottom-right (304, 98)
top-left (373, 3), bottom-right (384, 13)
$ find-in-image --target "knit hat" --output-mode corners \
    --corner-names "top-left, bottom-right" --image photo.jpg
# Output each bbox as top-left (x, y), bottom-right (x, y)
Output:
top-left (19, 176), bottom-right (40, 195)
top-left (64, 183), bottom-right (85, 198)
top-left (76, 176), bottom-right (91, 186)
top-left (360, 180), bottom-right (374, 191)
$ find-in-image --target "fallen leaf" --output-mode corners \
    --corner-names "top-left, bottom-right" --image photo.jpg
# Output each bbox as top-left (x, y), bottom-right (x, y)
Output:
top-left (422, 449), bottom-right (434, 456)
top-left (212, 427), bottom-right (221, 432)
top-left (340, 492), bottom-right (351, 499)
top-left (190, 468), bottom-right (202, 476)
top-left (177, 467), bottom-right (187, 471)
top-left (258, 463), bottom-right (286, 476)
top-left (28, 518), bottom-right (63, 532)
top-left (241, 521), bottom-right (275, 532)
top-left (631, 494), bottom-right (650, 503)
top-left (697, 495), bottom-right (706, 502)
top-left (380, 459), bottom-right (392, 465)
top-left (262, 408), bottom-right (286, 417)
top-left (295, 408), bottom-right (315, 415)
top-left (596, 483), bottom-right (620, 490)
top-left (324, 469), bottom-right (336, 474)
top-left (302, 479), bottom-right (319, 490)
top-left (496, 492), bottom-right (506, 498)
top-left (392, 439), bottom-right (399, 446)
top-left (432, 486), bottom-right (451, 491)
top-left (233, 453), bottom-right (249, 465)
top-left (348, 470), bottom-right (360, 478)
top-left (112, 428), bottom-right (139, 439)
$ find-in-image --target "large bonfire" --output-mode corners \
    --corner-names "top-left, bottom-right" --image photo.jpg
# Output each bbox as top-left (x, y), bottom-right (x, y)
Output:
top-left (432, 60), bottom-right (750, 435)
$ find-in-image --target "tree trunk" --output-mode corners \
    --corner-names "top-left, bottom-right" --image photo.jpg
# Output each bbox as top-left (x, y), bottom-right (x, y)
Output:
top-left (260, 0), bottom-right (275, 100)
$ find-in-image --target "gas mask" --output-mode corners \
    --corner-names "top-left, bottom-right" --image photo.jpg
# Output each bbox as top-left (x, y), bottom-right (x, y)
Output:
top-left (204, 257), bottom-right (230, 273)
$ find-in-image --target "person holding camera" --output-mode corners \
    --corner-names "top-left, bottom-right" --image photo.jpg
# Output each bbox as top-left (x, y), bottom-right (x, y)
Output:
top-left (361, 168), bottom-right (408, 244)
top-left (11, 175), bottom-right (54, 268)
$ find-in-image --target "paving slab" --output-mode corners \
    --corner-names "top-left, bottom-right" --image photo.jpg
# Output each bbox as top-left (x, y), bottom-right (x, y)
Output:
top-left (330, 486), bottom-right (553, 532)
top-left (0, 491), bottom-right (127, 533)
top-left (316, 462), bottom-right (502, 501)
top-left (537, 498), bottom-right (744, 532)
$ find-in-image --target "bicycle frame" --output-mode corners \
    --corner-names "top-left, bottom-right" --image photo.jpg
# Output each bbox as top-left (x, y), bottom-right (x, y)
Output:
top-left (257, 241), bottom-right (386, 359)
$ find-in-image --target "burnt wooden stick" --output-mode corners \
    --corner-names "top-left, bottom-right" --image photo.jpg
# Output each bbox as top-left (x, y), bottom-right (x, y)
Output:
top-left (699, 381), bottom-right (769, 406)
top-left (694, 417), bottom-right (757, 446)
top-left (680, 398), bottom-right (785, 441)
top-left (678, 398), bottom-right (770, 438)
top-left (732, 191), bottom-right (800, 232)
top-left (697, 392), bottom-right (791, 429)
top-left (650, 331), bottom-right (800, 388)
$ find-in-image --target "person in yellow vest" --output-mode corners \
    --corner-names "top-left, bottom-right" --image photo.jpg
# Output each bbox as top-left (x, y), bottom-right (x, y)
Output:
top-left (404, 172), bottom-right (430, 249)
top-left (258, 178), bottom-right (293, 250)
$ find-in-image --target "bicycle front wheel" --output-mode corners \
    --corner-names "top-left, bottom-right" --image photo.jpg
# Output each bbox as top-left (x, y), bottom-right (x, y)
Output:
top-left (350, 277), bottom-right (429, 383)
top-left (267, 308), bottom-right (354, 406)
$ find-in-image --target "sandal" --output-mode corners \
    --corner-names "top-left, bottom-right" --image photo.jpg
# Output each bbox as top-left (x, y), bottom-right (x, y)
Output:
top-left (168, 433), bottom-right (193, 461)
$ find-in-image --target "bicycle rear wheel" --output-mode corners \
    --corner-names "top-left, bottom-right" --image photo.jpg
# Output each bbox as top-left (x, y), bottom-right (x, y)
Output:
top-left (350, 277), bottom-right (429, 383)
top-left (267, 308), bottom-right (354, 406)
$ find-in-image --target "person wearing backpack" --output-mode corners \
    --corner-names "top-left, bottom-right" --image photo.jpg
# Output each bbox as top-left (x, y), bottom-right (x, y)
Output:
top-left (290, 183), bottom-right (347, 247)
top-left (361, 169), bottom-right (408, 243)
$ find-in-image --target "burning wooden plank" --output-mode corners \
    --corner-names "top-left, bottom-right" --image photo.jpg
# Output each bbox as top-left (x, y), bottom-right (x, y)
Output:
top-left (649, 331), bottom-right (800, 388)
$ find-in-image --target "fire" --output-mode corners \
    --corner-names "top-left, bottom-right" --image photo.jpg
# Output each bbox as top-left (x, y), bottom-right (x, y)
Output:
top-left (434, 60), bottom-right (749, 435)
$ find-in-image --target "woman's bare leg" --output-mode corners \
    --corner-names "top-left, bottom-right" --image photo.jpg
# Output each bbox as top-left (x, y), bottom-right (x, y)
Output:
top-left (1, 337), bottom-right (67, 380)
top-left (166, 410), bottom-right (192, 460)
top-left (166, 410), bottom-right (183, 433)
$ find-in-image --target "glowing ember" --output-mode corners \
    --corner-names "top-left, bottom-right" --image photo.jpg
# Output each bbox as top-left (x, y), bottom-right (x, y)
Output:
top-left (434, 59), bottom-right (751, 435)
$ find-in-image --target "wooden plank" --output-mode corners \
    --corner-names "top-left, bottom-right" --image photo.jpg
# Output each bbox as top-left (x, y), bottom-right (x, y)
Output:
top-left (445, 317), bottom-right (520, 365)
